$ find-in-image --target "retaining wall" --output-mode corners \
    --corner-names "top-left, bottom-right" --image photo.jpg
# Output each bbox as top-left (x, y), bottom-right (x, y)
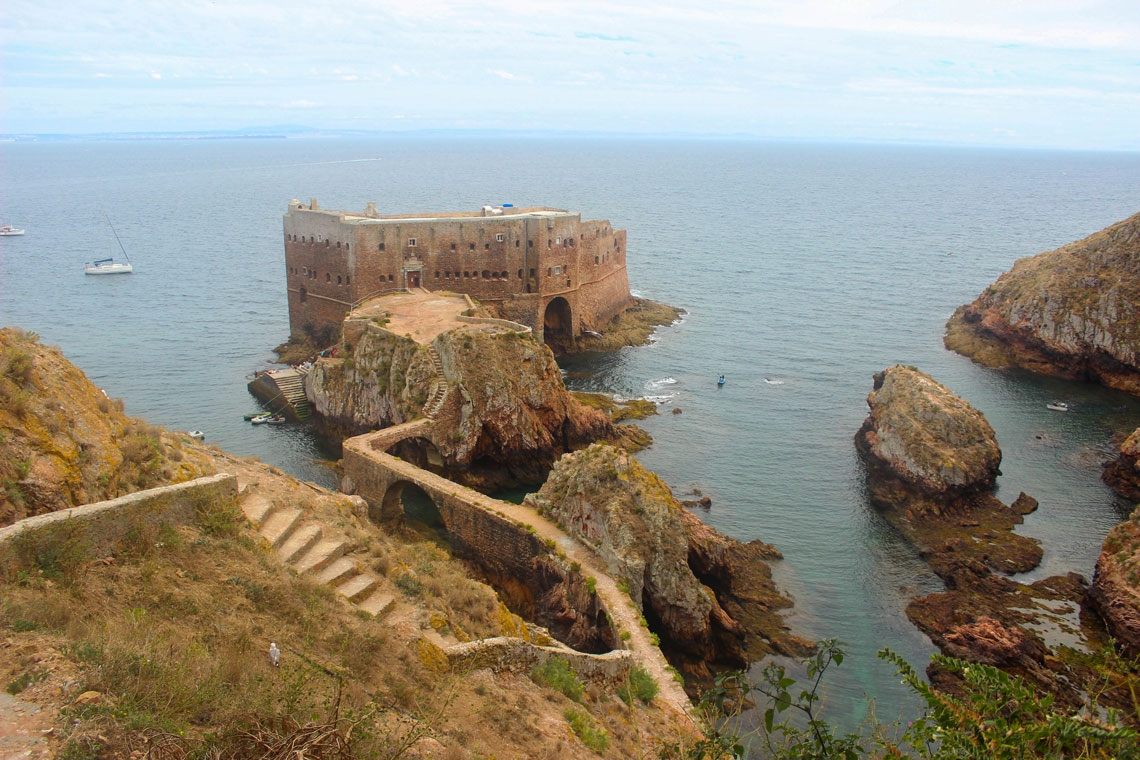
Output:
top-left (0, 474), bottom-right (238, 571)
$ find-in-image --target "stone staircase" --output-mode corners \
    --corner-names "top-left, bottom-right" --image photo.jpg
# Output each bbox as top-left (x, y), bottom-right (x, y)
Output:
top-left (272, 369), bottom-right (312, 420)
top-left (423, 346), bottom-right (450, 419)
top-left (238, 483), bottom-right (394, 617)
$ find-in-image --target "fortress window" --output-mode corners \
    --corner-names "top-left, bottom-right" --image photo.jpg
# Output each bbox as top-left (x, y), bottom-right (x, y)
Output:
top-left (547, 239), bottom-right (551, 247)
top-left (515, 240), bottom-right (519, 247)
top-left (336, 241), bottom-right (341, 248)
top-left (326, 240), bottom-right (330, 247)
top-left (407, 238), bottom-right (416, 247)
top-left (337, 275), bottom-right (342, 284)
top-left (379, 242), bottom-right (385, 251)
top-left (595, 256), bottom-right (599, 264)
top-left (517, 269), bottom-right (523, 278)
top-left (547, 267), bottom-right (551, 276)
top-left (326, 273), bottom-right (331, 282)
top-left (388, 274), bottom-right (394, 282)
top-left (482, 270), bottom-right (489, 278)
top-left (310, 236), bottom-right (314, 243)
top-left (501, 271), bottom-right (508, 278)
top-left (299, 288), bottom-right (307, 302)
top-left (555, 236), bottom-right (561, 245)
top-left (435, 271), bottom-right (440, 278)
top-left (484, 243), bottom-right (490, 250)
top-left (345, 243), bottom-right (349, 250)
top-left (346, 277), bottom-right (350, 285)
top-left (495, 233), bottom-right (505, 242)
top-left (469, 243), bottom-right (475, 250)
top-left (450, 243), bottom-right (456, 251)
top-left (528, 240), bottom-right (533, 248)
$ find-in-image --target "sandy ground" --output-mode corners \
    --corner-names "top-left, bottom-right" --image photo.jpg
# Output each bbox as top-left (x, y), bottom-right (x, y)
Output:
top-left (352, 291), bottom-right (514, 345)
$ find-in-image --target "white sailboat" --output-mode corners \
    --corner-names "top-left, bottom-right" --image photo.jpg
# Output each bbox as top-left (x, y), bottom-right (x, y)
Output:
top-left (85, 215), bottom-right (134, 275)
top-left (0, 224), bottom-right (25, 236)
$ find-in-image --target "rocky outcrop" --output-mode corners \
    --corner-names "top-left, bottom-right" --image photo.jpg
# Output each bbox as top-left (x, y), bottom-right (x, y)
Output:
top-left (527, 443), bottom-right (808, 682)
top-left (855, 366), bottom-right (1042, 582)
top-left (1088, 503), bottom-right (1140, 653)
top-left (945, 211), bottom-right (1140, 394)
top-left (307, 324), bottom-right (633, 488)
top-left (0, 328), bottom-right (212, 526)
top-left (1103, 427), bottom-right (1140, 501)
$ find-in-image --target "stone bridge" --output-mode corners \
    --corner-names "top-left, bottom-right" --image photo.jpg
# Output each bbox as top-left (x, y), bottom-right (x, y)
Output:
top-left (341, 422), bottom-right (694, 720)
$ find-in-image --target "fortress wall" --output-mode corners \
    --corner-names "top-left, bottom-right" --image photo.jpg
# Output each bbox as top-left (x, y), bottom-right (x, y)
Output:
top-left (443, 637), bottom-right (632, 686)
top-left (284, 203), bottom-right (635, 343)
top-left (0, 475), bottom-right (238, 573)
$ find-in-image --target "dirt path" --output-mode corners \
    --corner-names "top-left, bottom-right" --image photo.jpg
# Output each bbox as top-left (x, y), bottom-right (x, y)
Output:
top-left (0, 692), bottom-right (54, 759)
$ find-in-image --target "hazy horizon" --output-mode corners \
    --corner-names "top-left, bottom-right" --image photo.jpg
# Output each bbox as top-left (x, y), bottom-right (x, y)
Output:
top-left (2, 1), bottom-right (1138, 151)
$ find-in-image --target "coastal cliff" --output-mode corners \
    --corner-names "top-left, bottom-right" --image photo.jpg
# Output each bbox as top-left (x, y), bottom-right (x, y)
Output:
top-left (1103, 427), bottom-right (1140, 501)
top-left (945, 211), bottom-right (1140, 394)
top-left (527, 443), bottom-right (808, 684)
top-left (0, 328), bottom-right (211, 526)
top-left (1089, 502), bottom-right (1140, 652)
top-left (307, 324), bottom-right (642, 488)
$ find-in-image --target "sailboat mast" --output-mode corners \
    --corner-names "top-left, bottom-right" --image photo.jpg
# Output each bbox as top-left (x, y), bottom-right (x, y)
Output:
top-left (104, 214), bottom-right (131, 264)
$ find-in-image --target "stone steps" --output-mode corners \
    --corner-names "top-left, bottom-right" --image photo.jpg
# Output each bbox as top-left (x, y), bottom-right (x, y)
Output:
top-left (237, 488), bottom-right (395, 620)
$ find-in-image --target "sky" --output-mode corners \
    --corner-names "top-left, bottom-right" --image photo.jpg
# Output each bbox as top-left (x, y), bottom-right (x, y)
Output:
top-left (1, 0), bottom-right (1138, 149)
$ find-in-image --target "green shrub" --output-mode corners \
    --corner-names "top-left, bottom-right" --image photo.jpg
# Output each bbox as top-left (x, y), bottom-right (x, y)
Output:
top-left (194, 493), bottom-right (244, 538)
top-left (529, 658), bottom-right (584, 702)
top-left (617, 664), bottom-right (658, 706)
top-left (9, 522), bottom-right (92, 583)
top-left (564, 708), bottom-right (608, 753)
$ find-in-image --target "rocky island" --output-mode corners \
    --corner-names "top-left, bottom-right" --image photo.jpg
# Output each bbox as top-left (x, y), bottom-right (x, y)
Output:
top-left (945, 210), bottom-right (1140, 394)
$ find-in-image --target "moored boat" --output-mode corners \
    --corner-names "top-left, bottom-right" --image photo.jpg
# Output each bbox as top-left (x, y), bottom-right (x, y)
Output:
top-left (0, 224), bottom-right (25, 236)
top-left (1046, 401), bottom-right (1070, 412)
top-left (85, 258), bottom-right (134, 275)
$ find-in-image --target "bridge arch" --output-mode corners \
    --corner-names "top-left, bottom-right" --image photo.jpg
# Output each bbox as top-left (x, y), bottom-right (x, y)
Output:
top-left (542, 296), bottom-right (573, 349)
top-left (387, 436), bottom-right (445, 475)
top-left (376, 479), bottom-right (446, 533)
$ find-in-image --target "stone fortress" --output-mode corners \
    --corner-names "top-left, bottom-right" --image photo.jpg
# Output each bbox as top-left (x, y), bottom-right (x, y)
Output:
top-left (283, 199), bottom-right (634, 346)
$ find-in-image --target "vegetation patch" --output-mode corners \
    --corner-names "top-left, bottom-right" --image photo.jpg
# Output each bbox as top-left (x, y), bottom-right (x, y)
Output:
top-left (529, 657), bottom-right (584, 702)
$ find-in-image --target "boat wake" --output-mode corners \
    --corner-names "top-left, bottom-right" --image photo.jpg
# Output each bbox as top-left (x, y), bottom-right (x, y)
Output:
top-left (646, 377), bottom-right (680, 390)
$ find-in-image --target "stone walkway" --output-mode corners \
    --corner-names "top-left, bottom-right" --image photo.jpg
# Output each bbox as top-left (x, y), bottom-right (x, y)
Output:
top-left (347, 429), bottom-right (695, 722)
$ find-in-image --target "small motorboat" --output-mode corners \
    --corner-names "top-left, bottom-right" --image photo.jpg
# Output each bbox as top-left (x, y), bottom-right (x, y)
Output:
top-left (243, 412), bottom-right (265, 421)
top-left (1046, 401), bottom-right (1070, 412)
top-left (265, 414), bottom-right (287, 425)
top-left (186, 430), bottom-right (205, 441)
top-left (0, 224), bottom-right (25, 236)
top-left (250, 413), bottom-right (274, 424)
top-left (717, 375), bottom-right (726, 386)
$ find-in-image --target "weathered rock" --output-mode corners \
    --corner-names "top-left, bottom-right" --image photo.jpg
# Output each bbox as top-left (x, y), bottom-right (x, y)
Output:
top-left (856, 365), bottom-right (1001, 500)
top-left (1102, 427), bottom-right (1140, 501)
top-left (945, 211), bottom-right (1140, 394)
top-left (1010, 492), bottom-right (1039, 515)
top-left (0, 328), bottom-right (212, 526)
top-left (1087, 502), bottom-right (1140, 652)
top-left (307, 326), bottom-right (626, 489)
top-left (527, 443), bottom-right (806, 680)
top-left (855, 366), bottom-right (1041, 580)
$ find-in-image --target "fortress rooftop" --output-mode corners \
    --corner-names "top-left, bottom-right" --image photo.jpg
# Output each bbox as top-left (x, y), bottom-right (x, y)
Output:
top-left (287, 200), bottom-right (577, 225)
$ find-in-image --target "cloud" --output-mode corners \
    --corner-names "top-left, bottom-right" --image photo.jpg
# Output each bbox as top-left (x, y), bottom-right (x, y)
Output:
top-left (575, 32), bottom-right (636, 42)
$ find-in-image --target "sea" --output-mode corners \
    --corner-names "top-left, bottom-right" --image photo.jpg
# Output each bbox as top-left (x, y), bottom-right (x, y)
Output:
top-left (3, 137), bottom-right (1140, 730)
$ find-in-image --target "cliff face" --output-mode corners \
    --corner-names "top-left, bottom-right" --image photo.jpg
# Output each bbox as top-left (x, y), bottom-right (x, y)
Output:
top-left (0, 328), bottom-right (211, 526)
top-left (945, 211), bottom-right (1140, 394)
top-left (1103, 427), bottom-right (1140, 501)
top-left (307, 325), bottom-right (619, 487)
top-left (1088, 503), bottom-right (1140, 653)
top-left (527, 443), bottom-right (808, 681)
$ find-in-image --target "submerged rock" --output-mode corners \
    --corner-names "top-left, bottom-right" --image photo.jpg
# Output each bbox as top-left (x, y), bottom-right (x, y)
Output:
top-left (945, 210), bottom-right (1140, 394)
top-left (527, 443), bottom-right (807, 683)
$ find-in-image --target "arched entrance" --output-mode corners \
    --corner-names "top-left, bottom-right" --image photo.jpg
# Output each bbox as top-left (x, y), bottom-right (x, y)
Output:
top-left (389, 437), bottom-right (445, 475)
top-left (377, 480), bottom-right (445, 533)
top-left (542, 296), bottom-right (573, 350)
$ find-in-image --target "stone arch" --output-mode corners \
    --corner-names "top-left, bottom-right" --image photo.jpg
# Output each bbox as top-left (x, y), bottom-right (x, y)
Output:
top-left (542, 296), bottom-right (573, 349)
top-left (376, 480), bottom-right (445, 532)
top-left (388, 436), bottom-right (445, 474)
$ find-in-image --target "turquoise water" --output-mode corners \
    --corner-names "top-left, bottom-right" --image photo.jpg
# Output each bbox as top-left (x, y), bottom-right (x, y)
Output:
top-left (3, 138), bottom-right (1140, 726)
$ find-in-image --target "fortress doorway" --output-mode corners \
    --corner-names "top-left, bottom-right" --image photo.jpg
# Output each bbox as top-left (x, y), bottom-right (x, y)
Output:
top-left (542, 296), bottom-right (573, 351)
top-left (406, 270), bottom-right (421, 289)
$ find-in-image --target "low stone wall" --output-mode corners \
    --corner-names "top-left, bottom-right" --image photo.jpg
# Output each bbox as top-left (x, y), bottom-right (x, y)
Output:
top-left (0, 474), bottom-right (238, 571)
top-left (443, 637), bottom-right (632, 686)
top-left (455, 315), bottom-right (533, 334)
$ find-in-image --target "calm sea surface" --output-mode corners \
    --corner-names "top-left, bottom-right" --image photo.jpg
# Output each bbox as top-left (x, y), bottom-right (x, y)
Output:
top-left (3, 138), bottom-right (1140, 728)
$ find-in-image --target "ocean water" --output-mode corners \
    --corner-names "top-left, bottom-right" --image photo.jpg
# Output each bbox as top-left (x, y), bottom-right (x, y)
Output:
top-left (3, 138), bottom-right (1140, 728)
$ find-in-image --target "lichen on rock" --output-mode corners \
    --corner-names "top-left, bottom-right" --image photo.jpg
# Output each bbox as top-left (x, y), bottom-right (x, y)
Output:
top-left (1088, 502), bottom-right (1140, 653)
top-left (527, 442), bottom-right (807, 683)
top-left (945, 210), bottom-right (1140, 394)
